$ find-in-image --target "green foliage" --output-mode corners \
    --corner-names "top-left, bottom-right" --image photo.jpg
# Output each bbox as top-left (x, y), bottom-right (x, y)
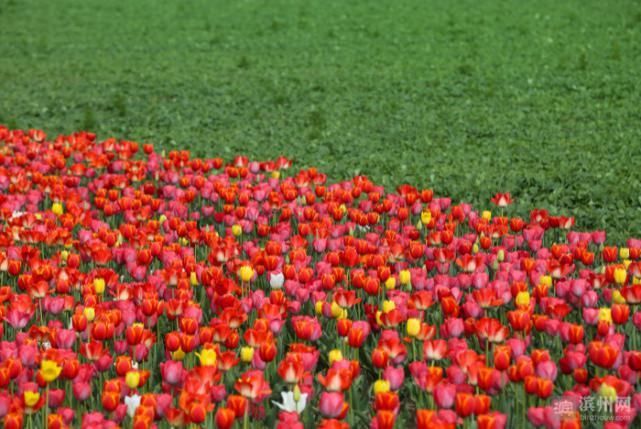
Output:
top-left (1, 0), bottom-right (640, 243)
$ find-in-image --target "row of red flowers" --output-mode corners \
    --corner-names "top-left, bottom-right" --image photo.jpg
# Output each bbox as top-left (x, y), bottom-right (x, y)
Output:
top-left (0, 126), bottom-right (640, 428)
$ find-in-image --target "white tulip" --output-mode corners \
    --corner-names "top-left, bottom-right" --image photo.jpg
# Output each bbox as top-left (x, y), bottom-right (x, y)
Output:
top-left (269, 271), bottom-right (285, 289)
top-left (125, 393), bottom-right (141, 417)
top-left (272, 390), bottom-right (308, 414)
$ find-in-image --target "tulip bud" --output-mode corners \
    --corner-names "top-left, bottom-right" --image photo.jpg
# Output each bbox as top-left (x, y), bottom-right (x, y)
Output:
top-left (293, 384), bottom-right (302, 402)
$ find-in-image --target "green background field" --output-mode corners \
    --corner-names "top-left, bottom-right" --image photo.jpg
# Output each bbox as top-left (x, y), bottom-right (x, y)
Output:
top-left (1, 0), bottom-right (640, 243)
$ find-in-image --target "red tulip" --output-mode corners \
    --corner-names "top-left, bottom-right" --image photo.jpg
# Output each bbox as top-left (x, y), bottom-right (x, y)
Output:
top-left (477, 412), bottom-right (507, 429)
top-left (235, 370), bottom-right (272, 402)
top-left (277, 353), bottom-right (304, 385)
top-left (589, 341), bottom-right (619, 369)
top-left (215, 407), bottom-right (236, 429)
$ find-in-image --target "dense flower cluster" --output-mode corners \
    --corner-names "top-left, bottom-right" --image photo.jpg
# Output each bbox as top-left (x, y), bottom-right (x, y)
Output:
top-left (0, 126), bottom-right (640, 428)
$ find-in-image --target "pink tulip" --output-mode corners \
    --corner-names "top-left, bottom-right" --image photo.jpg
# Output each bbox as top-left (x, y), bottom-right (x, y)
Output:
top-left (160, 360), bottom-right (185, 386)
top-left (383, 366), bottom-right (404, 391)
top-left (319, 392), bottom-right (344, 418)
top-left (434, 381), bottom-right (456, 408)
top-left (73, 382), bottom-right (92, 401)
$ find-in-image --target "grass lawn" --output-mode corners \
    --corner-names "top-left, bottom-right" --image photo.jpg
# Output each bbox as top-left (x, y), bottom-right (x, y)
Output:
top-left (1, 0), bottom-right (640, 242)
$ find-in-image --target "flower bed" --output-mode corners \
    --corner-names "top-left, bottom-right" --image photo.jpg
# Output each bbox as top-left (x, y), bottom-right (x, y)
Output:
top-left (0, 126), bottom-right (639, 429)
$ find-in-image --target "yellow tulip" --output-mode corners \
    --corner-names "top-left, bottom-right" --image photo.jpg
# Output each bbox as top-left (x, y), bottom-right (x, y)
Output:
top-left (52, 202), bottom-right (63, 215)
top-left (171, 348), bottom-right (186, 361)
top-left (614, 267), bottom-right (627, 285)
top-left (421, 210), bottom-right (432, 225)
top-left (232, 224), bottom-right (242, 237)
top-left (93, 278), bottom-right (105, 295)
top-left (240, 346), bottom-right (254, 363)
top-left (40, 360), bottom-right (62, 383)
top-left (612, 290), bottom-right (626, 304)
top-left (328, 349), bottom-right (343, 365)
top-left (315, 301), bottom-right (324, 315)
top-left (125, 371), bottom-right (140, 389)
top-left (598, 307), bottom-right (612, 324)
top-left (515, 291), bottom-right (530, 307)
top-left (399, 270), bottom-right (411, 286)
top-left (330, 301), bottom-right (342, 318)
top-left (384, 277), bottom-right (396, 290)
top-left (620, 248), bottom-right (630, 260)
top-left (540, 275), bottom-right (552, 287)
top-left (406, 318), bottom-right (421, 337)
top-left (373, 379), bottom-right (390, 395)
top-left (83, 307), bottom-right (95, 322)
top-left (238, 265), bottom-right (254, 283)
top-left (482, 210), bottom-right (492, 221)
top-left (24, 390), bottom-right (40, 407)
top-left (190, 271), bottom-right (198, 286)
top-left (382, 300), bottom-right (396, 313)
top-left (598, 383), bottom-right (617, 401)
top-left (196, 348), bottom-right (217, 367)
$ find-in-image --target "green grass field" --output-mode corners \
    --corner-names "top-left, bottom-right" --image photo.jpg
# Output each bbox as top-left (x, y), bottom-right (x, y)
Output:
top-left (1, 0), bottom-right (640, 242)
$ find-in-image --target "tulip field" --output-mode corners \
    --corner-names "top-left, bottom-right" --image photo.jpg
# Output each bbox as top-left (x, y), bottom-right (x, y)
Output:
top-left (0, 126), bottom-right (641, 429)
top-left (3, 1), bottom-right (641, 428)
